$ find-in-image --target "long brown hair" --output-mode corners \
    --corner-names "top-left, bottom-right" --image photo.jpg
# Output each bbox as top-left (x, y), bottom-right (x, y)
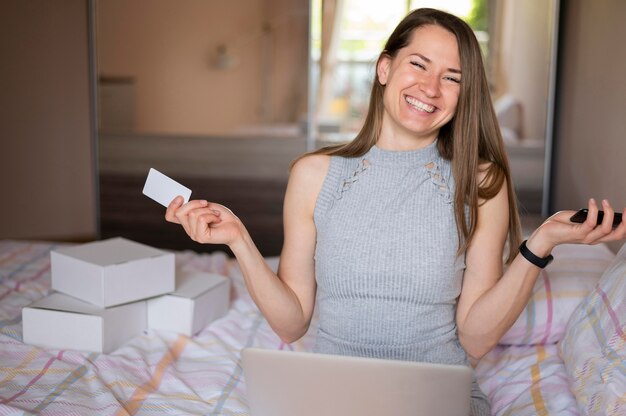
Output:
top-left (305, 8), bottom-right (521, 263)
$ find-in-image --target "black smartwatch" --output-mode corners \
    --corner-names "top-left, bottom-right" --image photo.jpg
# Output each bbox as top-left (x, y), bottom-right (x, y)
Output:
top-left (519, 240), bottom-right (553, 268)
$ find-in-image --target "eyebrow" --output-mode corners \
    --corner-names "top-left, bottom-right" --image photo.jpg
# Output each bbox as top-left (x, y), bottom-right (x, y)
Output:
top-left (415, 53), bottom-right (462, 74)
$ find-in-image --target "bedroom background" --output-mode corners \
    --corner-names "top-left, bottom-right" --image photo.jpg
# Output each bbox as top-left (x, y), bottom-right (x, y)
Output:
top-left (0, 3), bottom-right (625, 414)
top-left (1, 0), bottom-right (625, 254)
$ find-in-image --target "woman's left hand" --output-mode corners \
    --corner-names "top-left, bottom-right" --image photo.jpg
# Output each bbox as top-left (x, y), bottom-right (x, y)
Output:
top-left (526, 198), bottom-right (626, 257)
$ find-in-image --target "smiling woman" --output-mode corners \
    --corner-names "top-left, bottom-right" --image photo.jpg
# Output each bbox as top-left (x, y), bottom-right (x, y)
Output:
top-left (163, 8), bottom-right (626, 416)
top-left (376, 25), bottom-right (462, 147)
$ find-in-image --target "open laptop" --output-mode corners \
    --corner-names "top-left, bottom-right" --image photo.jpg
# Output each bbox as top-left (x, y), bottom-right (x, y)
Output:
top-left (241, 348), bottom-right (472, 416)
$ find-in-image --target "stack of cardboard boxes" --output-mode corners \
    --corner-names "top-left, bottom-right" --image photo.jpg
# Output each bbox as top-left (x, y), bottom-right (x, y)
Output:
top-left (22, 237), bottom-right (230, 353)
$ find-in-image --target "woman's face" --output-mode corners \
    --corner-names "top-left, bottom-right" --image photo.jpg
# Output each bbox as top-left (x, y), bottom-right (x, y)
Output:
top-left (377, 24), bottom-right (461, 148)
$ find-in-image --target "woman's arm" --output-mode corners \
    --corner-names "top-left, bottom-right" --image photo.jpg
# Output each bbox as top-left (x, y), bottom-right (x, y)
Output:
top-left (456, 178), bottom-right (626, 362)
top-left (165, 154), bottom-right (330, 343)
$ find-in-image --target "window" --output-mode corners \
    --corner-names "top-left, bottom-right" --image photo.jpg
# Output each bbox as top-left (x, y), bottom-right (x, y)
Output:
top-left (311, 0), bottom-right (485, 142)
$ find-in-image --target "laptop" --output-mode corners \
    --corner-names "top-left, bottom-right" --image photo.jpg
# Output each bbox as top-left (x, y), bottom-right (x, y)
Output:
top-left (241, 348), bottom-right (472, 416)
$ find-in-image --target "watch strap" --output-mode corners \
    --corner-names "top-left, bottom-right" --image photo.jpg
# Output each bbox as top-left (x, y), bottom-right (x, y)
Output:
top-left (519, 240), bottom-right (553, 268)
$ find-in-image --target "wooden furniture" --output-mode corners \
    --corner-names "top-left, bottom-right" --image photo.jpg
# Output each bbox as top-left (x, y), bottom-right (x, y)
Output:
top-left (99, 173), bottom-right (287, 256)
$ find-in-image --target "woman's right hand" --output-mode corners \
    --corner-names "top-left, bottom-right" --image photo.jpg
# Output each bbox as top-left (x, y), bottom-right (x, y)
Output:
top-left (165, 196), bottom-right (245, 246)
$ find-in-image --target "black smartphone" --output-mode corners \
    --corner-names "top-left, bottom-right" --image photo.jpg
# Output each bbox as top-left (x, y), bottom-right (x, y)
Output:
top-left (569, 209), bottom-right (623, 228)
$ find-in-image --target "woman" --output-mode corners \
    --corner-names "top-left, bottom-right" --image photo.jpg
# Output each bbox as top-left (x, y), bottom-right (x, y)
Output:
top-left (166, 9), bottom-right (626, 415)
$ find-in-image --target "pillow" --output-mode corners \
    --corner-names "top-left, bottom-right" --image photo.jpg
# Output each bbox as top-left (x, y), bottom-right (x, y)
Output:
top-left (560, 242), bottom-right (626, 415)
top-left (499, 244), bottom-right (615, 346)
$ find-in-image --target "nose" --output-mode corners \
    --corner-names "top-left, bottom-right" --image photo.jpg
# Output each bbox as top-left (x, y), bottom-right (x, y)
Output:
top-left (419, 74), bottom-right (441, 98)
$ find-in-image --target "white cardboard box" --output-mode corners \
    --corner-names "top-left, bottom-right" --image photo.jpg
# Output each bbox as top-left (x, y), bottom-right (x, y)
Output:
top-left (51, 237), bottom-right (175, 307)
top-left (147, 271), bottom-right (230, 336)
top-left (22, 292), bottom-right (146, 353)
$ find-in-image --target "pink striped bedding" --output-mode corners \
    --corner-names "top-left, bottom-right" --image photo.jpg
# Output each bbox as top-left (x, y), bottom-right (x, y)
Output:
top-left (0, 240), bottom-right (623, 415)
top-left (0, 241), bottom-right (313, 415)
top-left (476, 344), bottom-right (578, 415)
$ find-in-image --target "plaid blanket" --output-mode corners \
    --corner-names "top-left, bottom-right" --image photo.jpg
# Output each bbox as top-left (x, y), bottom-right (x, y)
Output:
top-left (1, 240), bottom-right (622, 415)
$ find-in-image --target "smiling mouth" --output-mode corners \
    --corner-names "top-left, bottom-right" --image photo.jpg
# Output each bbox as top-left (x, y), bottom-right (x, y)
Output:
top-left (405, 96), bottom-right (435, 113)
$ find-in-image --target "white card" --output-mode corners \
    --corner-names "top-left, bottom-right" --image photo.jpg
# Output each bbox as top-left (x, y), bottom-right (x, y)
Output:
top-left (142, 168), bottom-right (192, 207)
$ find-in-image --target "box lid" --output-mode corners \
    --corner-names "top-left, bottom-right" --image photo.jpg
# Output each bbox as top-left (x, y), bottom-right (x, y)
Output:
top-left (27, 292), bottom-right (106, 316)
top-left (52, 237), bottom-right (168, 266)
top-left (172, 272), bottom-right (228, 299)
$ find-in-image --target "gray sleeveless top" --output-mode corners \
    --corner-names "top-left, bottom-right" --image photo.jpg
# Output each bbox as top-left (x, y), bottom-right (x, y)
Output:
top-left (313, 141), bottom-right (490, 415)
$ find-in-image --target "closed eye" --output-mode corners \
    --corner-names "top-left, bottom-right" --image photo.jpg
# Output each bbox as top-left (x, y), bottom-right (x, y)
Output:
top-left (411, 61), bottom-right (461, 83)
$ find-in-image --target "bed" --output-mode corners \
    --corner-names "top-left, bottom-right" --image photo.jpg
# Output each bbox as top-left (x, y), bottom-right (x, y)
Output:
top-left (0, 239), bottom-right (624, 415)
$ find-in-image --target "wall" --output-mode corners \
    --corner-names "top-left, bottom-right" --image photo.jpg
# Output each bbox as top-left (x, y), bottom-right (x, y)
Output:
top-left (553, 0), bottom-right (626, 251)
top-left (4, 1), bottom-right (623, 247)
top-left (96, 0), bottom-right (309, 136)
top-left (0, 0), bottom-right (96, 241)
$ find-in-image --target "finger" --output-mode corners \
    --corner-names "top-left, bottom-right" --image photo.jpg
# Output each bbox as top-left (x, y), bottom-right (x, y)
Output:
top-left (582, 200), bottom-right (621, 244)
top-left (179, 199), bottom-right (209, 214)
top-left (188, 207), bottom-right (204, 240)
top-left (584, 198), bottom-right (600, 229)
top-left (188, 207), bottom-right (222, 240)
top-left (165, 196), bottom-right (185, 223)
top-left (205, 202), bottom-right (232, 217)
top-left (599, 199), bottom-right (615, 233)
top-left (195, 212), bottom-right (223, 242)
top-left (173, 200), bottom-right (208, 237)
top-left (174, 199), bottom-right (209, 223)
top-left (166, 197), bottom-right (206, 221)
top-left (568, 198), bottom-right (604, 242)
top-left (187, 206), bottom-right (222, 224)
top-left (595, 207), bottom-right (626, 243)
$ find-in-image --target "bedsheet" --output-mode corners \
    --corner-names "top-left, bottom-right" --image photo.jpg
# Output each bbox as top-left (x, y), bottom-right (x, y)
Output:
top-left (0, 240), bottom-right (614, 415)
top-left (0, 241), bottom-right (313, 415)
top-left (476, 345), bottom-right (578, 416)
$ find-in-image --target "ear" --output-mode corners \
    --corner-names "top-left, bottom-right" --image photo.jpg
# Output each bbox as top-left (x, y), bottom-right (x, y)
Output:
top-left (377, 54), bottom-right (391, 86)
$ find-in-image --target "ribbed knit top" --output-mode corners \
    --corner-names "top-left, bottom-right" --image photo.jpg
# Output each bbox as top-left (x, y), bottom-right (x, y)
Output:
top-left (313, 141), bottom-right (467, 365)
top-left (312, 141), bottom-right (491, 415)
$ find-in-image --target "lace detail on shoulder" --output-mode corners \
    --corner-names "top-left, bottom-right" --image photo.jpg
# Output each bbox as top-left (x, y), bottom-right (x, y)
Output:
top-left (336, 158), bottom-right (370, 199)
top-left (424, 159), bottom-right (452, 204)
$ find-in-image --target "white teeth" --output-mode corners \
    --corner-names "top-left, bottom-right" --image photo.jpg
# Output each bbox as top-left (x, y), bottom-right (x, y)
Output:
top-left (405, 96), bottom-right (435, 113)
